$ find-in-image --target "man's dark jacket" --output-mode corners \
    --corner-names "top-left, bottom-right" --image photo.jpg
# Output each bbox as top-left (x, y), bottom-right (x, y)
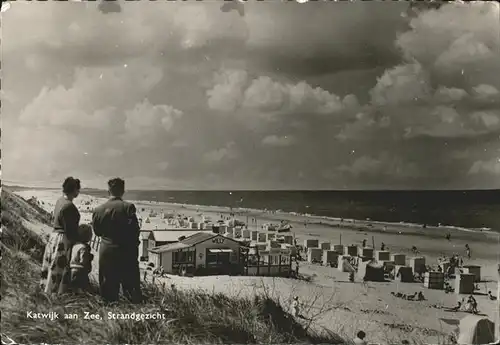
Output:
top-left (92, 196), bottom-right (141, 302)
top-left (92, 197), bottom-right (140, 247)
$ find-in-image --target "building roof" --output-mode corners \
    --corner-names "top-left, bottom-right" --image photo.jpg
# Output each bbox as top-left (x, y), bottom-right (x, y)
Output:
top-left (149, 242), bottom-right (191, 253)
top-left (150, 230), bottom-right (213, 243)
top-left (181, 232), bottom-right (218, 246)
top-left (149, 232), bottom-right (246, 253)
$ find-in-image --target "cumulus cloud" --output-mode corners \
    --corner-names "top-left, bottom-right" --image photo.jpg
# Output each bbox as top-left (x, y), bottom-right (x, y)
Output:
top-left (17, 64), bottom-right (182, 143)
top-left (404, 106), bottom-right (500, 139)
top-left (3, 1), bottom-right (499, 189)
top-left (124, 100), bottom-right (183, 145)
top-left (471, 111), bottom-right (500, 128)
top-left (18, 65), bottom-right (163, 126)
top-left (346, 2), bottom-right (500, 142)
top-left (370, 63), bottom-right (431, 106)
top-left (206, 69), bottom-right (249, 112)
top-left (207, 69), bottom-right (358, 116)
top-left (469, 158), bottom-right (500, 176)
top-left (261, 135), bottom-right (295, 147)
top-left (336, 112), bottom-right (390, 142)
top-left (203, 142), bottom-right (239, 163)
top-left (434, 86), bottom-right (468, 103)
top-left (4, 2), bottom-right (249, 66)
top-left (4, 62), bottom-right (183, 183)
top-left (396, 2), bottom-right (499, 84)
top-left (472, 84), bottom-right (500, 103)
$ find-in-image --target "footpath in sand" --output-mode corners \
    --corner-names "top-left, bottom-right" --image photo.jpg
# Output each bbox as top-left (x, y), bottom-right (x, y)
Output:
top-left (17, 189), bottom-right (500, 344)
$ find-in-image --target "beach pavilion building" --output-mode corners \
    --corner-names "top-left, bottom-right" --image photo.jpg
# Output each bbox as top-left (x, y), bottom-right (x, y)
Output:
top-left (148, 232), bottom-right (247, 275)
top-left (139, 224), bottom-right (214, 261)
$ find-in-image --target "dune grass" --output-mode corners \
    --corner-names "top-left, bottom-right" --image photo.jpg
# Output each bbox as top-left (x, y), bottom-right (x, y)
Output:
top-left (0, 189), bottom-right (346, 344)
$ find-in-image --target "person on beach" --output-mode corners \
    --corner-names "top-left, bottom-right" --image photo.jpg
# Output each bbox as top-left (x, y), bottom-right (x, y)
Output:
top-left (40, 177), bottom-right (81, 294)
top-left (362, 239), bottom-right (367, 248)
top-left (92, 178), bottom-right (142, 303)
top-left (380, 242), bottom-right (386, 251)
top-left (465, 244), bottom-right (471, 259)
top-left (446, 265), bottom-right (454, 279)
top-left (158, 266), bottom-right (165, 277)
top-left (448, 301), bottom-right (462, 312)
top-left (467, 295), bottom-right (478, 314)
top-left (290, 296), bottom-right (300, 317)
top-left (69, 224), bottom-right (94, 293)
top-left (488, 290), bottom-right (497, 301)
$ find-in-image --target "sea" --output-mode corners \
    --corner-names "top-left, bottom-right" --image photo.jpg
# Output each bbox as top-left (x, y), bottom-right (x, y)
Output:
top-left (81, 189), bottom-right (500, 232)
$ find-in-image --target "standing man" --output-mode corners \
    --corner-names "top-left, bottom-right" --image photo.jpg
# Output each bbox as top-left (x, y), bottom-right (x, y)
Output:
top-left (92, 178), bottom-right (142, 304)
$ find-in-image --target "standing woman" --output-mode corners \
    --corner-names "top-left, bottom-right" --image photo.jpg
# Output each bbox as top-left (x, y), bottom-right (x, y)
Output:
top-left (40, 177), bottom-right (81, 294)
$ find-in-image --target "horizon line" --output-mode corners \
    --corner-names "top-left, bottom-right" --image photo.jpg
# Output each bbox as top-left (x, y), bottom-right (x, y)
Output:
top-left (3, 184), bottom-right (500, 193)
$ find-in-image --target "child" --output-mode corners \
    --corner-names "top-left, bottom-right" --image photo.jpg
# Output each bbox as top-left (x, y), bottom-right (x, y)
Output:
top-left (488, 290), bottom-right (497, 301)
top-left (70, 224), bottom-right (94, 292)
top-left (290, 296), bottom-right (300, 317)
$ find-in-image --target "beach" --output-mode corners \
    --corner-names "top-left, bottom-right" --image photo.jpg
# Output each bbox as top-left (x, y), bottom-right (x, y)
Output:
top-left (15, 189), bottom-right (500, 344)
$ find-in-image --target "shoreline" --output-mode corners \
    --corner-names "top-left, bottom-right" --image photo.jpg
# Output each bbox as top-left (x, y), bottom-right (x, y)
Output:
top-left (134, 201), bottom-right (497, 234)
top-left (10, 187), bottom-right (497, 234)
top-left (15, 188), bottom-right (499, 263)
top-left (12, 188), bottom-right (499, 247)
top-left (130, 200), bottom-right (499, 245)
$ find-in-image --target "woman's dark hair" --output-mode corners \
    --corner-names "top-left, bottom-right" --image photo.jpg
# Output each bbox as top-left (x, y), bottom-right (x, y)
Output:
top-left (62, 177), bottom-right (81, 194)
top-left (357, 331), bottom-right (366, 339)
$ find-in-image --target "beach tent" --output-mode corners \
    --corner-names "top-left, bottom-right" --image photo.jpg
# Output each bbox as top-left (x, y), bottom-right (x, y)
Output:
top-left (357, 260), bottom-right (385, 282)
top-left (227, 219), bottom-right (245, 227)
top-left (457, 315), bottom-right (494, 345)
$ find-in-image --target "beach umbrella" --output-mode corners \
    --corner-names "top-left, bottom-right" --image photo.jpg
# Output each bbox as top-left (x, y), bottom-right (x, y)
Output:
top-left (457, 315), bottom-right (495, 345)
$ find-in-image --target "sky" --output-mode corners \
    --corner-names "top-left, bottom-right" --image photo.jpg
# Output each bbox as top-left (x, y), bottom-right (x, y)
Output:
top-left (2, 1), bottom-right (500, 190)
